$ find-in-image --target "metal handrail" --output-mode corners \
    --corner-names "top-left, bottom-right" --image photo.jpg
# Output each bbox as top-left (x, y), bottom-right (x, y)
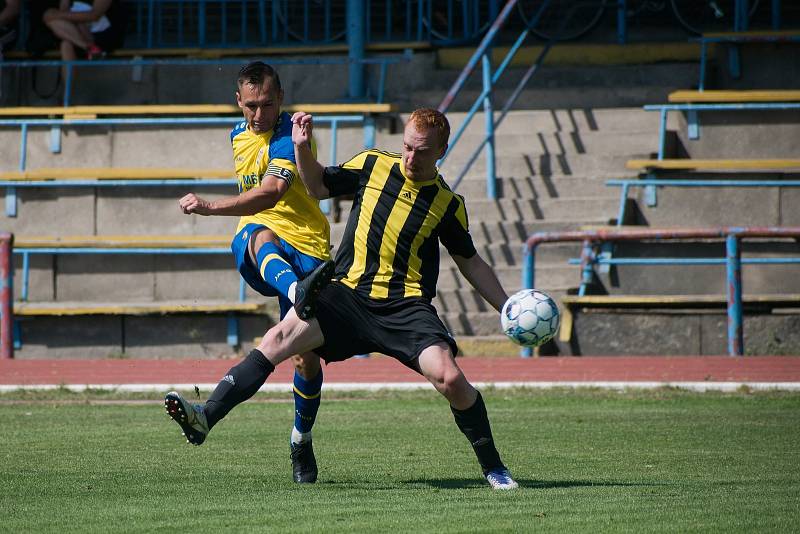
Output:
top-left (2, 236), bottom-right (254, 356)
top-left (0, 233), bottom-right (11, 359)
top-left (693, 29), bottom-right (800, 90)
top-left (522, 226), bottom-right (800, 357)
top-left (1, 52), bottom-right (411, 107)
top-left (11, 0), bottom-right (433, 50)
top-left (0, 114), bottom-right (366, 217)
top-left (436, 0), bottom-right (573, 199)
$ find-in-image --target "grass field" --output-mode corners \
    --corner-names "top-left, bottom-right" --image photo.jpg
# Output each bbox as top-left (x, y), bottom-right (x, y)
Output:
top-left (1, 388), bottom-right (799, 533)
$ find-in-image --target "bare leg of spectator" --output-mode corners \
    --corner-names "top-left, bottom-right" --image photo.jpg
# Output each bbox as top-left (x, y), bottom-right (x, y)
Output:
top-left (45, 18), bottom-right (91, 50)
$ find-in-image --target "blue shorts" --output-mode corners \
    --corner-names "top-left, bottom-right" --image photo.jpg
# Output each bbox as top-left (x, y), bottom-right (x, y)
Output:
top-left (231, 223), bottom-right (327, 319)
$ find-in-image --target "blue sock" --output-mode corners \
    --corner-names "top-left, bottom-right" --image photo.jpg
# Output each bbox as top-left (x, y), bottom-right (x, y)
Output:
top-left (293, 368), bottom-right (323, 435)
top-left (255, 242), bottom-right (298, 301)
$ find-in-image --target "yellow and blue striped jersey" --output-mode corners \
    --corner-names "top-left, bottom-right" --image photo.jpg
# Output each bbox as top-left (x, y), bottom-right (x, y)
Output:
top-left (231, 112), bottom-right (330, 261)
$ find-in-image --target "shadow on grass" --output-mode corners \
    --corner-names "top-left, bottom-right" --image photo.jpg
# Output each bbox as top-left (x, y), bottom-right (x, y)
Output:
top-left (403, 478), bottom-right (664, 490)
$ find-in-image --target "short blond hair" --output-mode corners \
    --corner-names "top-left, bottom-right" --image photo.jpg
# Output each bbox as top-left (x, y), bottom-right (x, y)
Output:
top-left (408, 108), bottom-right (450, 149)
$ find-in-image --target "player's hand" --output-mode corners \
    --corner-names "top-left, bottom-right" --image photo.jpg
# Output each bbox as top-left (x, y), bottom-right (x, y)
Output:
top-left (291, 111), bottom-right (314, 147)
top-left (178, 193), bottom-right (212, 215)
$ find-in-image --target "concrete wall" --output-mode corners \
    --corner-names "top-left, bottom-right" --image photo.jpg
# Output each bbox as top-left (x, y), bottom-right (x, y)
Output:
top-left (559, 311), bottom-right (800, 356)
top-left (632, 184), bottom-right (800, 228)
top-left (14, 313), bottom-right (277, 359)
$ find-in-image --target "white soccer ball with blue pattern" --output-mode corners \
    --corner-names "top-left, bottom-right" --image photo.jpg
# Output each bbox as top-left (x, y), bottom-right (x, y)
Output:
top-left (501, 289), bottom-right (560, 347)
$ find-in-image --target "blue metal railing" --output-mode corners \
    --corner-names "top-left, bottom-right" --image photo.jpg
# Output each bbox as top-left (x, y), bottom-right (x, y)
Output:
top-left (38, 0), bottom-right (485, 49)
top-left (0, 52), bottom-right (411, 107)
top-left (693, 29), bottom-right (800, 90)
top-left (14, 246), bottom-right (239, 302)
top-left (644, 102), bottom-right (800, 159)
top-left (11, 244), bottom-right (250, 349)
top-left (607, 179), bottom-right (800, 226)
top-left (437, 0), bottom-right (557, 199)
top-left (522, 226), bottom-right (800, 357)
top-left (9, 0), bottom-right (790, 55)
top-left (0, 114), bottom-right (366, 216)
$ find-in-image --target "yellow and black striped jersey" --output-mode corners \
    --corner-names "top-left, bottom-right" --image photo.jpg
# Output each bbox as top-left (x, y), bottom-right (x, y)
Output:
top-left (322, 149), bottom-right (476, 301)
top-left (231, 112), bottom-right (330, 261)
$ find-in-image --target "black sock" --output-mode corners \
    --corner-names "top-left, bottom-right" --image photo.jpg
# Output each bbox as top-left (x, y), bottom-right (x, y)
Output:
top-left (451, 391), bottom-right (505, 473)
top-left (205, 349), bottom-right (274, 429)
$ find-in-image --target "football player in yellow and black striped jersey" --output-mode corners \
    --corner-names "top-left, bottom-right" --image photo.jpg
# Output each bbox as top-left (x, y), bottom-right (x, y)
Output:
top-left (171, 62), bottom-right (331, 484)
top-left (167, 108), bottom-right (520, 490)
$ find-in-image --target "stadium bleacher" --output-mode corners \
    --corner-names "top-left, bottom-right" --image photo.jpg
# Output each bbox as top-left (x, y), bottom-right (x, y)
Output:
top-left (2, 1), bottom-right (800, 358)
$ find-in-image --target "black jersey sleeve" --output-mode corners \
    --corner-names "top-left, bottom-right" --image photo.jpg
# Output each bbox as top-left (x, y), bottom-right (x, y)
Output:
top-left (321, 150), bottom-right (376, 197)
top-left (321, 165), bottom-right (362, 197)
top-left (439, 194), bottom-right (477, 259)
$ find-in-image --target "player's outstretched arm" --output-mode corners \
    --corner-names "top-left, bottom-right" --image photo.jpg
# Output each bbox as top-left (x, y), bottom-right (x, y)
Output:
top-left (452, 253), bottom-right (508, 313)
top-left (291, 111), bottom-right (330, 199)
top-left (178, 176), bottom-right (289, 216)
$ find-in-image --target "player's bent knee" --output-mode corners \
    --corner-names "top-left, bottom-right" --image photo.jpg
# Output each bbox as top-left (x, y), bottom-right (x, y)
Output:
top-left (427, 367), bottom-right (466, 395)
top-left (247, 227), bottom-right (279, 262)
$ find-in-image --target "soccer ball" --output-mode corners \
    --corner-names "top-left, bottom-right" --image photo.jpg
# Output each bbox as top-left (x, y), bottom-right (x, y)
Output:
top-left (500, 289), bottom-right (560, 347)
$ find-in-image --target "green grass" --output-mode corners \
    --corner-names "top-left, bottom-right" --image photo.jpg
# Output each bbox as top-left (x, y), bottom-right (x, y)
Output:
top-left (1, 389), bottom-right (799, 533)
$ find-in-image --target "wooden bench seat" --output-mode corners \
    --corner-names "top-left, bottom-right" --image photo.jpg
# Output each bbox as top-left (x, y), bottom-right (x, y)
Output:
top-left (559, 294), bottom-right (800, 342)
top-left (3, 41), bottom-right (431, 60)
top-left (0, 168), bottom-right (234, 181)
top-left (626, 159), bottom-right (800, 171)
top-left (668, 90), bottom-right (800, 103)
top-left (12, 235), bottom-right (235, 304)
top-left (13, 300), bottom-right (267, 316)
top-left (11, 299), bottom-right (268, 352)
top-left (15, 234), bottom-right (230, 249)
top-left (0, 103), bottom-right (398, 118)
top-left (700, 30), bottom-right (800, 41)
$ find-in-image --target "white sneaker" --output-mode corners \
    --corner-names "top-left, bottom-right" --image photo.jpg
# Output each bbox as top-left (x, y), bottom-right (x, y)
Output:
top-left (485, 468), bottom-right (519, 490)
top-left (164, 391), bottom-right (209, 445)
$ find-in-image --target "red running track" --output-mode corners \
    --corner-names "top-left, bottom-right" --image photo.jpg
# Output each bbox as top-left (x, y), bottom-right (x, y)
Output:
top-left (1, 356), bottom-right (799, 386)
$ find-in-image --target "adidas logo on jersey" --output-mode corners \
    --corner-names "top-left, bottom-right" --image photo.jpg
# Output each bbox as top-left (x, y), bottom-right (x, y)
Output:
top-left (222, 374), bottom-right (235, 385)
top-left (401, 191), bottom-right (412, 199)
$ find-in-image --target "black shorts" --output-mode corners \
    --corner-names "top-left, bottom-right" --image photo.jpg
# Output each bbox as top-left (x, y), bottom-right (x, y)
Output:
top-left (313, 282), bottom-right (458, 364)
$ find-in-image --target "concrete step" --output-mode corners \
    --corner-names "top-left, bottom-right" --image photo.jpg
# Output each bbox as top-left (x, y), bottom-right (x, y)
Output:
top-left (441, 152), bottom-right (644, 180)
top-left (453, 174), bottom-right (622, 200)
top-left (462, 219), bottom-right (601, 245)
top-left (434, 283), bottom-right (573, 314)
top-left (436, 263), bottom-right (579, 292)
top-left (441, 304), bottom-right (571, 337)
top-left (461, 197), bottom-right (619, 223)
top-left (448, 240), bottom-right (584, 268)
top-left (440, 311), bottom-right (501, 336)
top-left (445, 129), bottom-right (661, 159)
top-left (329, 214), bottom-right (611, 249)
top-left (446, 108), bottom-right (667, 136)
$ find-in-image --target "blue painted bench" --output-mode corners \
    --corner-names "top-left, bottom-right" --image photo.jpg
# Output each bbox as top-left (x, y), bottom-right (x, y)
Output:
top-left (644, 90), bottom-right (800, 159)
top-left (11, 235), bottom-right (262, 349)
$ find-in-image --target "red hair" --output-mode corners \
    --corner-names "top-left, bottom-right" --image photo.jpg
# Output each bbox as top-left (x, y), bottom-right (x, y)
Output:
top-left (408, 108), bottom-right (450, 148)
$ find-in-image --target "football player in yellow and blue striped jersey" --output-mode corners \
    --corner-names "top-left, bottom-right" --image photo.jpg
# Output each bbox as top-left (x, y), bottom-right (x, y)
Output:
top-left (173, 62), bottom-right (331, 483)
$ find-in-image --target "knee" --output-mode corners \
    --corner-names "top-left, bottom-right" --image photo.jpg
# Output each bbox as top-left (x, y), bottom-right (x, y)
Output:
top-left (42, 9), bottom-right (57, 24)
top-left (252, 228), bottom-right (278, 250)
top-left (432, 367), bottom-right (467, 398)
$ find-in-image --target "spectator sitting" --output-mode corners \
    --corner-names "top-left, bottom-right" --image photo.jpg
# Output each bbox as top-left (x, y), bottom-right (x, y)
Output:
top-left (0, 0), bottom-right (20, 53)
top-left (43, 0), bottom-right (124, 60)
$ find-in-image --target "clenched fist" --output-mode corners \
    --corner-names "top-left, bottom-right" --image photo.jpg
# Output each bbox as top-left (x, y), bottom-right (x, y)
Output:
top-left (178, 193), bottom-right (213, 215)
